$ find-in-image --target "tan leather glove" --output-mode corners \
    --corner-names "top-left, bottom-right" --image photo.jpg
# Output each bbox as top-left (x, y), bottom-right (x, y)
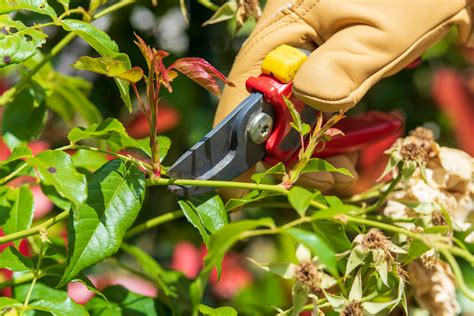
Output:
top-left (215, 0), bottom-right (474, 194)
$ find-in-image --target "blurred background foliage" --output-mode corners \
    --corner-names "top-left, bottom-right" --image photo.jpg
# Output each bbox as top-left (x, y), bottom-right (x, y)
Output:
top-left (1, 0), bottom-right (474, 314)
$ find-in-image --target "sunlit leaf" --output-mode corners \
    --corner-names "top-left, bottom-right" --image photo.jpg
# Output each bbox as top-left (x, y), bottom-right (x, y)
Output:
top-left (301, 158), bottom-right (353, 178)
top-left (0, 246), bottom-right (33, 271)
top-left (171, 57), bottom-right (234, 97)
top-left (199, 304), bottom-right (237, 316)
top-left (60, 160), bottom-right (145, 284)
top-left (348, 270), bottom-right (362, 301)
top-left (345, 245), bottom-right (367, 277)
top-left (61, 19), bottom-right (133, 111)
top-left (286, 228), bottom-right (338, 276)
top-left (288, 186), bottom-right (318, 217)
top-left (72, 56), bottom-right (144, 83)
top-left (1, 186), bottom-right (34, 245)
top-left (28, 150), bottom-right (87, 210)
top-left (362, 300), bottom-right (397, 315)
top-left (202, 2), bottom-right (237, 26)
top-left (251, 162), bottom-right (286, 184)
top-left (0, 0), bottom-right (56, 18)
top-left (0, 15), bottom-right (48, 67)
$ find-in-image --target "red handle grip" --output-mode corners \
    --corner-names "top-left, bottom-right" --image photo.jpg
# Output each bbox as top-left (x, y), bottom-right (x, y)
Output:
top-left (246, 74), bottom-right (404, 166)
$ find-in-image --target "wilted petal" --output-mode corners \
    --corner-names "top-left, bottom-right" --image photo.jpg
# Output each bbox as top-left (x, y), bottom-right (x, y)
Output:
top-left (296, 244), bottom-right (312, 263)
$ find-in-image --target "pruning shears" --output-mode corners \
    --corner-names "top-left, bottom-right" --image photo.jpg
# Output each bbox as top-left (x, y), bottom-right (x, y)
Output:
top-left (168, 45), bottom-right (403, 197)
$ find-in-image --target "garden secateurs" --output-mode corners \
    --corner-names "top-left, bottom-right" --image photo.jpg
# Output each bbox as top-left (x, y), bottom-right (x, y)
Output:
top-left (168, 45), bottom-right (404, 197)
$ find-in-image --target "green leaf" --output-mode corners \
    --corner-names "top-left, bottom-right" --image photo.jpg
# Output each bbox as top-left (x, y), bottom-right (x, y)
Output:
top-left (29, 298), bottom-right (88, 316)
top-left (28, 150), bottom-right (87, 210)
top-left (202, 218), bottom-right (274, 277)
top-left (202, 2), bottom-right (237, 26)
top-left (291, 282), bottom-right (309, 316)
top-left (60, 159), bottom-right (145, 284)
top-left (53, 84), bottom-right (103, 125)
top-left (0, 0), bottom-right (57, 19)
top-left (73, 56), bottom-right (144, 83)
top-left (283, 96), bottom-right (306, 136)
top-left (0, 246), bottom-right (34, 271)
top-left (86, 285), bottom-right (156, 316)
top-left (40, 183), bottom-right (72, 211)
top-left (60, 20), bottom-right (132, 111)
top-left (0, 297), bottom-right (21, 311)
top-left (251, 162), bottom-right (286, 184)
top-left (178, 200), bottom-right (210, 244)
top-left (2, 186), bottom-right (34, 245)
top-left (404, 239), bottom-right (430, 264)
top-left (0, 15), bottom-right (48, 67)
top-left (362, 300), bottom-right (397, 315)
top-left (2, 85), bottom-right (45, 148)
top-left (14, 283), bottom-right (88, 316)
top-left (68, 118), bottom-right (153, 157)
top-left (286, 228), bottom-right (338, 276)
top-left (345, 245), bottom-right (367, 277)
top-left (121, 242), bottom-right (177, 298)
top-left (301, 158), bottom-right (353, 178)
top-left (0, 145), bottom-right (32, 167)
top-left (348, 270), bottom-right (362, 301)
top-left (193, 195), bottom-right (228, 232)
top-left (71, 149), bottom-right (108, 172)
top-left (225, 189), bottom-right (279, 211)
top-left (288, 187), bottom-right (318, 217)
top-left (377, 153), bottom-right (401, 181)
top-left (198, 304), bottom-right (238, 316)
top-left (58, 0), bottom-right (69, 10)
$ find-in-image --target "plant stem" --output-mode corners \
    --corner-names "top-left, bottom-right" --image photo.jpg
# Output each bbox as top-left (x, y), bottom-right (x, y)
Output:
top-left (0, 162), bottom-right (28, 185)
top-left (440, 249), bottom-right (474, 300)
top-left (125, 210), bottom-right (183, 239)
top-left (23, 241), bottom-right (45, 309)
top-left (0, 211), bottom-right (69, 245)
top-left (367, 169), bottom-right (403, 213)
top-left (93, 0), bottom-right (137, 19)
top-left (197, 0), bottom-right (219, 11)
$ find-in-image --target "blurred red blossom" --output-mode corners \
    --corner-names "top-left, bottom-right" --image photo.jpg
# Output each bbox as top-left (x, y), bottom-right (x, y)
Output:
top-left (171, 241), bottom-right (253, 299)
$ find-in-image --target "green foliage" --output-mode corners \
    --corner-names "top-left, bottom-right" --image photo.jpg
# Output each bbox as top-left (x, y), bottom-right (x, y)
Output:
top-left (0, 15), bottom-right (47, 67)
top-left (28, 150), bottom-right (87, 210)
top-left (1, 2), bottom-right (473, 315)
top-left (61, 159), bottom-right (145, 284)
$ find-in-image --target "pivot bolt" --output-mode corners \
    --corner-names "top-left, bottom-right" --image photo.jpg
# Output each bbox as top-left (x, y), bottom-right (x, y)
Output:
top-left (248, 113), bottom-right (273, 144)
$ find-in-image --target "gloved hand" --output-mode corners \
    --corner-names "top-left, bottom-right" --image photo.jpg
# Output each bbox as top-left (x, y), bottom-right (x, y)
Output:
top-left (215, 0), bottom-right (473, 192)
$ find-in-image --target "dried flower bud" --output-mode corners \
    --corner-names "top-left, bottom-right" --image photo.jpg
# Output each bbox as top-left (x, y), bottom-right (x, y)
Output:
top-left (397, 265), bottom-right (409, 281)
top-left (339, 300), bottom-right (363, 316)
top-left (400, 142), bottom-right (428, 162)
top-left (236, 0), bottom-right (261, 30)
top-left (407, 260), bottom-right (460, 316)
top-left (295, 261), bottom-right (322, 294)
top-left (431, 211), bottom-right (447, 226)
top-left (420, 249), bottom-right (437, 269)
top-left (410, 127), bottom-right (435, 142)
top-left (361, 229), bottom-right (390, 251)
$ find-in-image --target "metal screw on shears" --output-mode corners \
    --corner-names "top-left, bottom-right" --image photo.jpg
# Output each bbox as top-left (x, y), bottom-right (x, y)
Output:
top-left (247, 112), bottom-right (273, 144)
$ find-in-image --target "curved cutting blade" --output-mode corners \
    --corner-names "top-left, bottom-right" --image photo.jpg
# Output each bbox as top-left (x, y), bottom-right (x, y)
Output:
top-left (168, 93), bottom-right (273, 197)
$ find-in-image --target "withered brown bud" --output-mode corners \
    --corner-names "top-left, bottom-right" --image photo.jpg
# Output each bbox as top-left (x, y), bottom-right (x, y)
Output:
top-left (410, 127), bottom-right (434, 142)
top-left (400, 142), bottom-right (428, 162)
top-left (339, 301), bottom-right (363, 316)
top-left (431, 211), bottom-right (447, 227)
top-left (397, 265), bottom-right (409, 281)
top-left (361, 229), bottom-right (389, 250)
top-left (295, 261), bottom-right (322, 294)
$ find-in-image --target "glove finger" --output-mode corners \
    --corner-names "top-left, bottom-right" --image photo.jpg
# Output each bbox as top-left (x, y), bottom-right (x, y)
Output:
top-left (293, 0), bottom-right (473, 112)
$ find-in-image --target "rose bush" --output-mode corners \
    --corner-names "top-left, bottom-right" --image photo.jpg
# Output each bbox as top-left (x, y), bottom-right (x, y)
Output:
top-left (0, 1), bottom-right (473, 316)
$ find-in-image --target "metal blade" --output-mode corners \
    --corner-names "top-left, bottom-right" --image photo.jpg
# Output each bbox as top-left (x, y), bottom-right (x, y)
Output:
top-left (168, 93), bottom-right (274, 197)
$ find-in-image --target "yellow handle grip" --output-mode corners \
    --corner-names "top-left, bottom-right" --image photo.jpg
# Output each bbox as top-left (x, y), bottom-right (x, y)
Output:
top-left (261, 45), bottom-right (307, 84)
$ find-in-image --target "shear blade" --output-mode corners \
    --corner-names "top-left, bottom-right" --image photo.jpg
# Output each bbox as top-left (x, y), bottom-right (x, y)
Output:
top-left (168, 93), bottom-right (273, 197)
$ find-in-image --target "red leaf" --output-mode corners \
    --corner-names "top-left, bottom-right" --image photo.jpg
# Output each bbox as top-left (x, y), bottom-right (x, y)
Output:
top-left (133, 33), bottom-right (154, 68)
top-left (171, 57), bottom-right (234, 97)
